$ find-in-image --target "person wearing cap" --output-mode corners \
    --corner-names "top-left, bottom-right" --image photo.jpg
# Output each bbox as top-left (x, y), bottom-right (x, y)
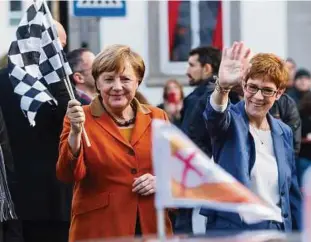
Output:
top-left (56, 44), bottom-right (173, 241)
top-left (287, 68), bottom-right (311, 105)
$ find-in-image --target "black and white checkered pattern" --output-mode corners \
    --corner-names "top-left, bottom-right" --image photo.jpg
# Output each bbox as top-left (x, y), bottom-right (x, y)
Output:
top-left (8, 0), bottom-right (72, 126)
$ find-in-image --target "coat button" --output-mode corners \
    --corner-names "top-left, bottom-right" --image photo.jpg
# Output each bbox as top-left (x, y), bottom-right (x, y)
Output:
top-left (280, 191), bottom-right (285, 196)
top-left (283, 213), bottom-right (288, 218)
top-left (131, 168), bottom-right (137, 174)
top-left (128, 149), bottom-right (135, 156)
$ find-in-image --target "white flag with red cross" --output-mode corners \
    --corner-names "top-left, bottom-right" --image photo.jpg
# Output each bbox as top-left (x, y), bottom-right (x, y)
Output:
top-left (152, 119), bottom-right (279, 224)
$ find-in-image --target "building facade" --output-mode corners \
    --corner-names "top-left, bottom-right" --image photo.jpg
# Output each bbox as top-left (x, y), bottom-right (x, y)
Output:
top-left (0, 1), bottom-right (310, 105)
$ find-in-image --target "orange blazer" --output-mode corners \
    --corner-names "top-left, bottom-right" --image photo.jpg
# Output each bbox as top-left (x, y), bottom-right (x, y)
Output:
top-left (56, 97), bottom-right (173, 242)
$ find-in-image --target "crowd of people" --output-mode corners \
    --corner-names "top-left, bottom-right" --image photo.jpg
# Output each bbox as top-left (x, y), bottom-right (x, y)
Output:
top-left (0, 20), bottom-right (307, 242)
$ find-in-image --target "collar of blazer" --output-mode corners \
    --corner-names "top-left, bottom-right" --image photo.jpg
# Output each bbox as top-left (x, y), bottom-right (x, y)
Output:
top-left (236, 100), bottom-right (286, 191)
top-left (90, 95), bottom-right (151, 117)
top-left (89, 95), bottom-right (152, 147)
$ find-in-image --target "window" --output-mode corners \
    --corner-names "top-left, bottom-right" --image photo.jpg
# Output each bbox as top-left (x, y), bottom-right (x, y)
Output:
top-left (10, 0), bottom-right (22, 11)
top-left (9, 1), bottom-right (23, 25)
top-left (159, 0), bottom-right (223, 75)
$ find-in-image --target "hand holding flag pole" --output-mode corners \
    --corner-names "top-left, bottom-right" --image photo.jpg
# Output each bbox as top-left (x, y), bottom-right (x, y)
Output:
top-left (42, 0), bottom-right (91, 147)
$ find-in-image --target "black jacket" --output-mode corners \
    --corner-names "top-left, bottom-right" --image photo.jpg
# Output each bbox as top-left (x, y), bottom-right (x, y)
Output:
top-left (181, 81), bottom-right (215, 157)
top-left (157, 103), bottom-right (182, 127)
top-left (0, 68), bottom-right (72, 221)
top-left (181, 78), bottom-right (241, 158)
top-left (180, 78), bottom-right (215, 135)
top-left (269, 93), bottom-right (301, 156)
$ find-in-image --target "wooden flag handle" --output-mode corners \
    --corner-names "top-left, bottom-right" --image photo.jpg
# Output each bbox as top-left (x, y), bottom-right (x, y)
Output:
top-left (42, 0), bottom-right (91, 147)
top-left (82, 126), bottom-right (91, 147)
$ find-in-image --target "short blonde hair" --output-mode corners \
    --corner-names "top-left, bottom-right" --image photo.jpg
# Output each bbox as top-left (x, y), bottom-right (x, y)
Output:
top-left (92, 44), bottom-right (145, 84)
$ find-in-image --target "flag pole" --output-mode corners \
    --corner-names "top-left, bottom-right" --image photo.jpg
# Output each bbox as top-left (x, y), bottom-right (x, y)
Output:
top-left (157, 208), bottom-right (166, 241)
top-left (41, 0), bottom-right (91, 147)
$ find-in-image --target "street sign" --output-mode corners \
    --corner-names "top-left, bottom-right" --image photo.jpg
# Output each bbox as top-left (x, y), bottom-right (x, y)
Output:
top-left (73, 0), bottom-right (126, 17)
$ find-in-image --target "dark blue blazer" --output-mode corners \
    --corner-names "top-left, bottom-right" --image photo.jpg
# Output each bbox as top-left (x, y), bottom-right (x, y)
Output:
top-left (200, 98), bottom-right (302, 232)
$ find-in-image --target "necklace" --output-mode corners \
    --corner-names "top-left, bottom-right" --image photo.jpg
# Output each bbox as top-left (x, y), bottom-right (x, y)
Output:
top-left (250, 125), bottom-right (266, 145)
top-left (108, 112), bottom-right (136, 127)
top-left (101, 101), bottom-right (136, 127)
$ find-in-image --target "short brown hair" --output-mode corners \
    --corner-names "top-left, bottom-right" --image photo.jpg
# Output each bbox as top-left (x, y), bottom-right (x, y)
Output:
top-left (163, 79), bottom-right (184, 100)
top-left (244, 53), bottom-right (289, 89)
top-left (92, 44), bottom-right (145, 84)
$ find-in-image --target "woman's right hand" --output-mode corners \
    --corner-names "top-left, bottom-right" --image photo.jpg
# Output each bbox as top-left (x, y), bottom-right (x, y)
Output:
top-left (66, 100), bottom-right (85, 134)
top-left (218, 42), bottom-right (251, 89)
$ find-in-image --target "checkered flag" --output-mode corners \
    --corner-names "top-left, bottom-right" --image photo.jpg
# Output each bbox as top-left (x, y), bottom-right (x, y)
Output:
top-left (7, 0), bottom-right (72, 126)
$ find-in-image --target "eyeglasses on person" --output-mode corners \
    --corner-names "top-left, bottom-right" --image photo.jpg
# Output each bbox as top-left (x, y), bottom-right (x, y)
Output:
top-left (244, 83), bottom-right (278, 97)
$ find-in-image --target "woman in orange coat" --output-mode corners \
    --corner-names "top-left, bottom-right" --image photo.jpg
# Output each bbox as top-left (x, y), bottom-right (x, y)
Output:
top-left (56, 44), bottom-right (173, 241)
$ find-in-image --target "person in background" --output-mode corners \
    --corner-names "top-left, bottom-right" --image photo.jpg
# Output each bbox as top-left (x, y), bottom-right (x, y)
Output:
top-left (158, 79), bottom-right (184, 126)
top-left (287, 68), bottom-right (311, 105)
top-left (67, 48), bottom-right (97, 105)
top-left (175, 46), bottom-right (221, 235)
top-left (201, 42), bottom-right (301, 232)
top-left (297, 92), bottom-right (311, 185)
top-left (0, 54), bottom-right (8, 70)
top-left (269, 93), bottom-right (301, 157)
top-left (180, 46), bottom-right (221, 140)
top-left (0, 21), bottom-right (71, 242)
top-left (0, 107), bottom-right (22, 242)
top-left (285, 58), bottom-right (297, 91)
top-left (180, 46), bottom-right (220, 131)
top-left (56, 44), bottom-right (173, 241)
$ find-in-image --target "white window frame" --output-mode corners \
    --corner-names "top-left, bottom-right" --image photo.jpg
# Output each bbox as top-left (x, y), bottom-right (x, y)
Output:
top-left (158, 0), bottom-right (230, 75)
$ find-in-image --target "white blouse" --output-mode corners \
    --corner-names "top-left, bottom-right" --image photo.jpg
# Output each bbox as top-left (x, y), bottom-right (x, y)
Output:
top-left (210, 97), bottom-right (283, 222)
top-left (249, 126), bottom-right (282, 222)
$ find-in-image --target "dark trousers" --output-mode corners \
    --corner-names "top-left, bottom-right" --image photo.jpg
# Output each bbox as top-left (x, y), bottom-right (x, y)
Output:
top-left (174, 208), bottom-right (193, 234)
top-left (22, 220), bottom-right (69, 242)
top-left (1, 220), bottom-right (24, 242)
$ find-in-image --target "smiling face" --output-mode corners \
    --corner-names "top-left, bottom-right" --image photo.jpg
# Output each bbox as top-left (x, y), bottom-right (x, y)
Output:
top-left (243, 78), bottom-right (282, 121)
top-left (96, 61), bottom-right (139, 112)
top-left (242, 53), bottom-right (289, 122)
top-left (92, 44), bottom-right (145, 112)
